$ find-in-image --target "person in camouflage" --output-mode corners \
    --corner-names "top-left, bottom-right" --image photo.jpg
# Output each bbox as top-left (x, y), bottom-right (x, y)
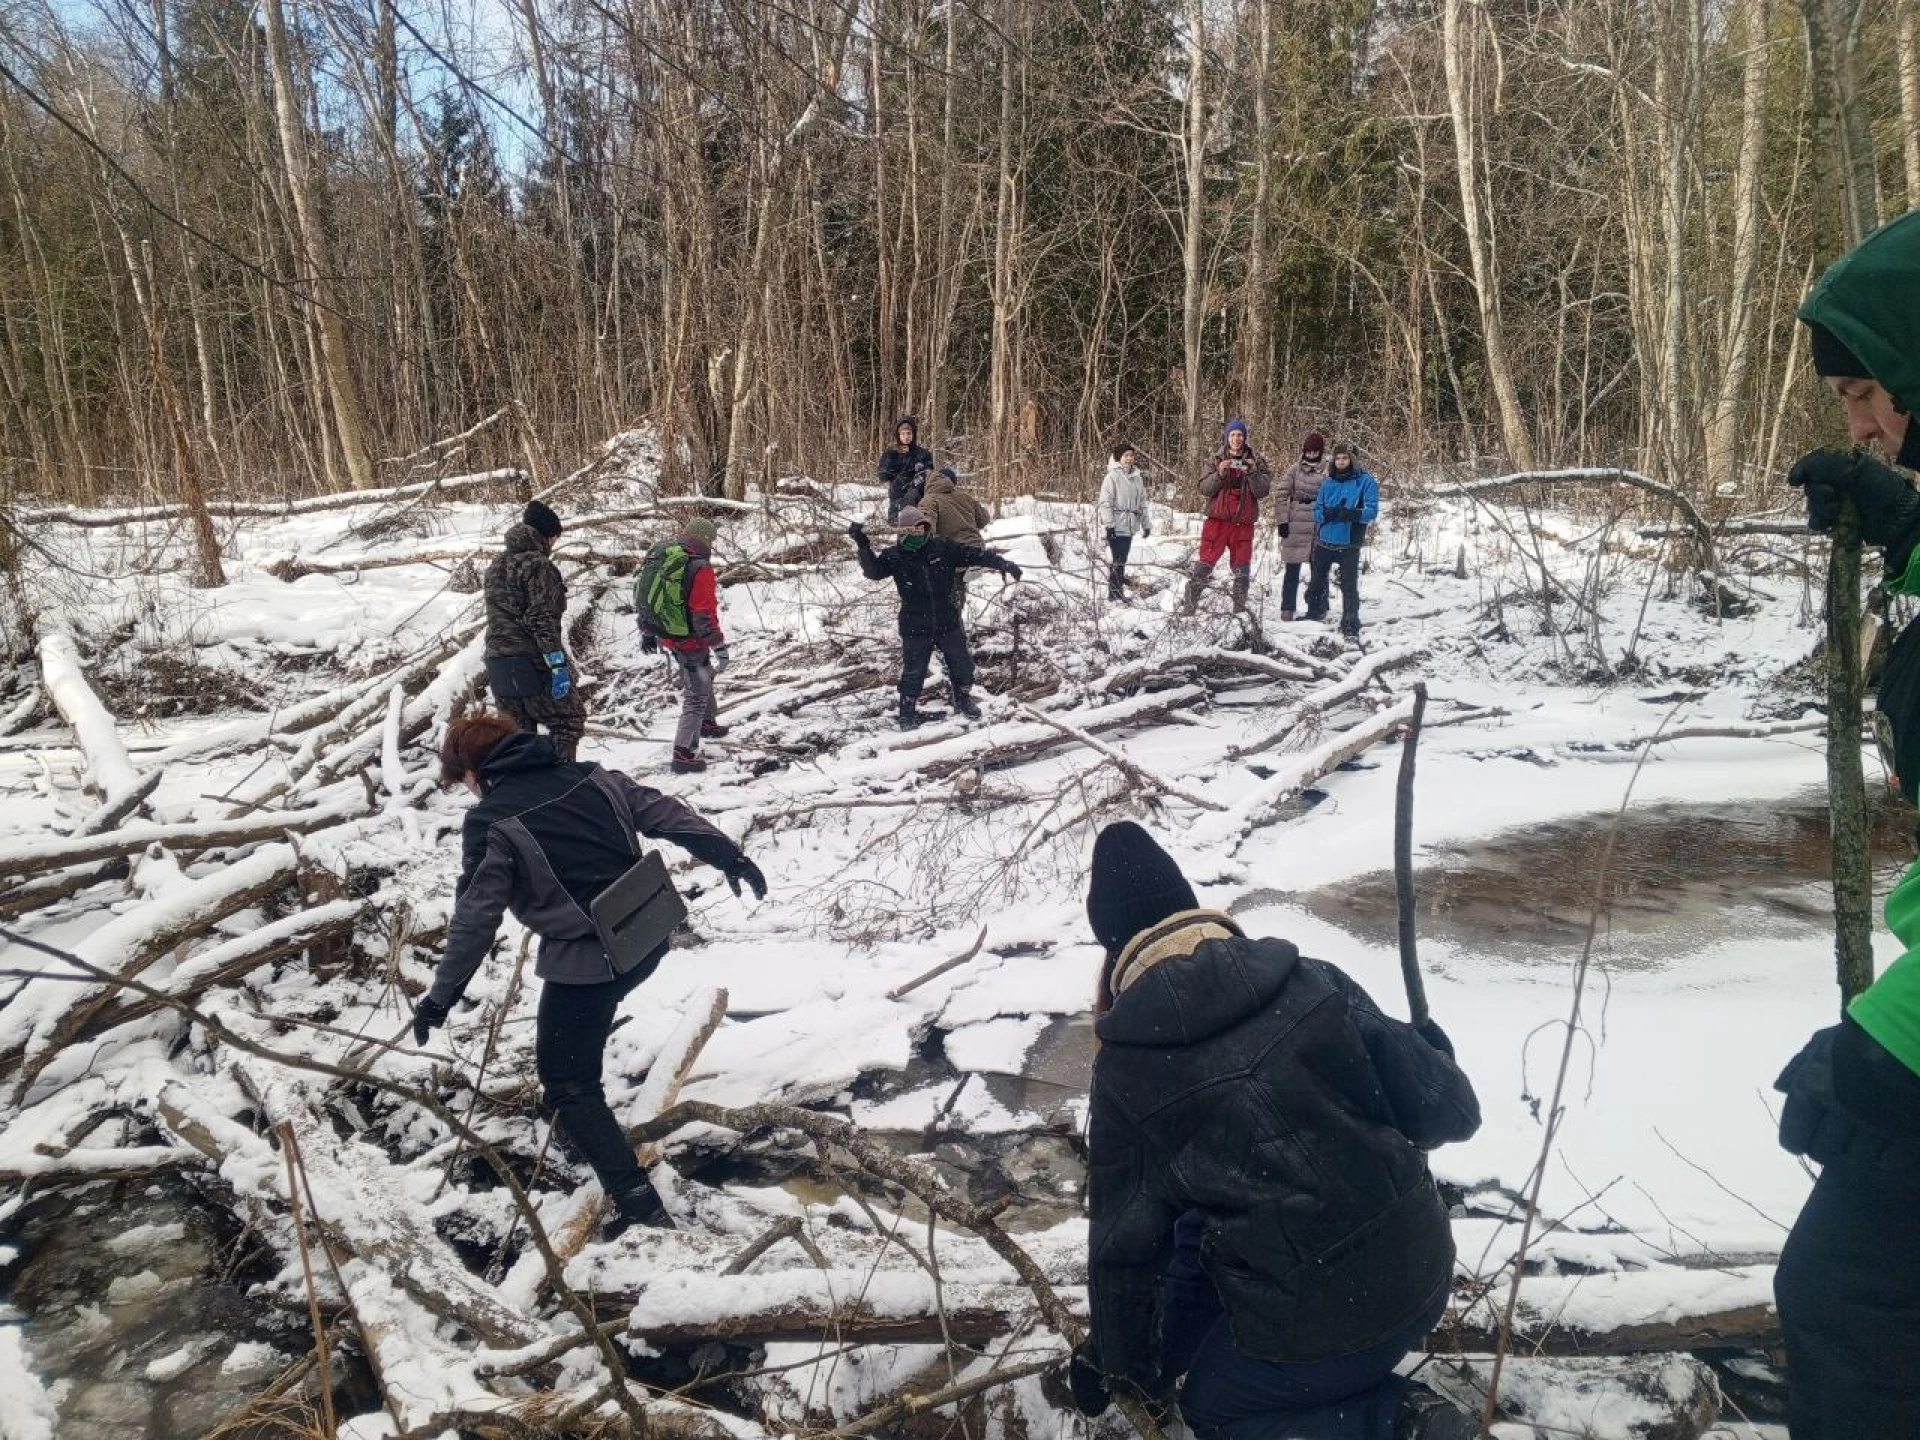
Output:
top-left (484, 501), bottom-right (586, 761)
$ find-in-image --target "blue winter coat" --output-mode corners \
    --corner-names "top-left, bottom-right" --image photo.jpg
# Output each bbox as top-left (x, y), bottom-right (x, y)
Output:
top-left (1313, 466), bottom-right (1379, 547)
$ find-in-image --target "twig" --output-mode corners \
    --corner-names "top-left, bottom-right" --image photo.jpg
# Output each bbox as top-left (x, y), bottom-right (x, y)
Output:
top-left (1394, 683), bottom-right (1431, 1028)
top-left (279, 1121), bottom-right (337, 1440)
top-left (887, 926), bottom-right (990, 1000)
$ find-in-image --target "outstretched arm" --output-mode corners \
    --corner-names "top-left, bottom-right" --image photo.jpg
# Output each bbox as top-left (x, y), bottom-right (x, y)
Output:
top-left (430, 831), bottom-right (513, 1007)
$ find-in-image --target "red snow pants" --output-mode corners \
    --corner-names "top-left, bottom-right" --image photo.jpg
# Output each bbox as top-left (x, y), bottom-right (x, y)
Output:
top-left (1197, 518), bottom-right (1255, 570)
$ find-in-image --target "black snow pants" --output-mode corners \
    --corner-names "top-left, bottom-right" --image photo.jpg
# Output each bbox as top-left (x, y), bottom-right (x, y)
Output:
top-left (1775, 1152), bottom-right (1920, 1439)
top-left (1305, 543), bottom-right (1362, 635)
top-left (900, 627), bottom-right (975, 702)
top-left (1107, 531), bottom-right (1134, 598)
top-left (535, 962), bottom-right (663, 1210)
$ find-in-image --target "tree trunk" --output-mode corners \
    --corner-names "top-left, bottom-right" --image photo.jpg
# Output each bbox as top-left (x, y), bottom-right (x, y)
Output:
top-left (1442, 0), bottom-right (1535, 470)
top-left (1237, 0), bottom-right (1275, 429)
top-left (1899, 0), bottom-right (1920, 211)
top-left (1180, 0), bottom-right (1208, 478)
top-left (260, 0), bottom-right (377, 491)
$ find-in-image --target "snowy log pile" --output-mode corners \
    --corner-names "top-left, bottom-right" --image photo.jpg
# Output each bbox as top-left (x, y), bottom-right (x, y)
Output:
top-left (0, 451), bottom-right (1825, 1438)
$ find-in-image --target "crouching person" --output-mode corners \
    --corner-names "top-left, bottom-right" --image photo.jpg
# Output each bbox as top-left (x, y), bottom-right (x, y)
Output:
top-left (849, 507), bottom-right (1022, 729)
top-left (1067, 822), bottom-right (1482, 1440)
top-left (412, 712), bottom-right (767, 1237)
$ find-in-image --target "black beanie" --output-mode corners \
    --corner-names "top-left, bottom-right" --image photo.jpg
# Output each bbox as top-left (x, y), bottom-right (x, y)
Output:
top-left (523, 500), bottom-right (563, 539)
top-left (1086, 822), bottom-right (1198, 958)
top-left (1807, 320), bottom-right (1870, 380)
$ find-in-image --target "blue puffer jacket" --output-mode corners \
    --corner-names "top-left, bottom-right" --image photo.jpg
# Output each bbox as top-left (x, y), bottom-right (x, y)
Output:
top-left (1313, 466), bottom-right (1379, 547)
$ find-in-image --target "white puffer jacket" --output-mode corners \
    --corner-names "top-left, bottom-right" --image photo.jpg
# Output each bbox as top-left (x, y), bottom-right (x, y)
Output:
top-left (1098, 461), bottom-right (1151, 538)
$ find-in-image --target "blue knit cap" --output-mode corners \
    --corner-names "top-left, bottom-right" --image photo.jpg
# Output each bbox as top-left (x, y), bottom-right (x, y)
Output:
top-left (1223, 418), bottom-right (1249, 445)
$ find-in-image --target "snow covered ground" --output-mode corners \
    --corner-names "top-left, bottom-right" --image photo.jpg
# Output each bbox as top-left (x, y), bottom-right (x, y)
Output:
top-left (0, 435), bottom-right (1863, 1437)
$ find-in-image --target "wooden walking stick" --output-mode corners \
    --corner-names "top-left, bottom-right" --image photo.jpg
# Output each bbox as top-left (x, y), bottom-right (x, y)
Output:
top-left (1394, 681), bottom-right (1432, 1028)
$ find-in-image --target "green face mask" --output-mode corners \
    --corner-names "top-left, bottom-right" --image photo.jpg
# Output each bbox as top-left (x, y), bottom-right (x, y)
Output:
top-left (901, 531), bottom-right (930, 551)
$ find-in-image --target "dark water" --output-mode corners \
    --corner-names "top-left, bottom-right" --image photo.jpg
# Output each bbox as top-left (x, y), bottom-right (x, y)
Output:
top-left (1271, 790), bottom-right (1915, 969)
top-left (1, 1178), bottom-right (297, 1438)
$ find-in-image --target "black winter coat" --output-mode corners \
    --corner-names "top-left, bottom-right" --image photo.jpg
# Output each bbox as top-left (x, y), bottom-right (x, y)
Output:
top-left (878, 443), bottom-right (934, 519)
top-left (1087, 918), bottom-right (1481, 1387)
top-left (856, 536), bottom-right (1013, 637)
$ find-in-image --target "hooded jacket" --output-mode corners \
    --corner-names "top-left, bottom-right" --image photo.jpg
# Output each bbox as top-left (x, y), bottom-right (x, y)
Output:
top-left (1800, 210), bottom-right (1920, 471)
top-left (1313, 463), bottom-right (1380, 548)
top-left (429, 733), bottom-right (743, 1003)
top-left (1198, 432), bottom-right (1274, 527)
top-left (855, 533), bottom-right (1015, 637)
top-left (484, 522), bottom-right (568, 658)
top-left (918, 472), bottom-right (991, 548)
top-left (879, 420), bottom-right (934, 519)
top-left (1098, 460), bottom-right (1151, 538)
top-left (1086, 912), bottom-right (1480, 1386)
top-left (1276, 457), bottom-right (1327, 564)
top-left (655, 535), bottom-right (726, 654)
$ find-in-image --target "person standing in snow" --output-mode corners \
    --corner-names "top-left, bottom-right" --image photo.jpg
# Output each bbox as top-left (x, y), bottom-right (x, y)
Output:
top-left (918, 463), bottom-right (992, 609)
top-left (848, 507), bottom-right (1022, 728)
top-left (413, 711), bottom-right (766, 1236)
top-left (483, 501), bottom-right (586, 761)
top-left (1275, 431), bottom-right (1328, 621)
top-left (878, 415), bottom-right (933, 523)
top-left (1064, 822), bottom-right (1481, 1440)
top-left (1097, 442), bottom-right (1151, 602)
top-left (636, 518), bottom-right (730, 776)
top-left (1180, 419), bottom-right (1272, 615)
top-left (1306, 442), bottom-right (1380, 639)
top-left (1776, 208), bottom-right (1920, 1440)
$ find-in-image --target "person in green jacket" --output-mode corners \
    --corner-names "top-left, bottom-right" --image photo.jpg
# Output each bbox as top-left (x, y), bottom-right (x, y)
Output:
top-left (1779, 208), bottom-right (1920, 1440)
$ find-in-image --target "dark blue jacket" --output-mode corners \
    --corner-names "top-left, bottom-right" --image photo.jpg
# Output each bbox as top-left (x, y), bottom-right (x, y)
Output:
top-left (1313, 467), bottom-right (1380, 547)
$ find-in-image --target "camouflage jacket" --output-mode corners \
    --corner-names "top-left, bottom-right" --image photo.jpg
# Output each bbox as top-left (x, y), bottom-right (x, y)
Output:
top-left (484, 523), bottom-right (568, 657)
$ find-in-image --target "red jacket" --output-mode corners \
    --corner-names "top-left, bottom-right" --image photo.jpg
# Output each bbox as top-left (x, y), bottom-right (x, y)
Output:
top-left (661, 547), bottom-right (725, 653)
top-left (1199, 447), bottom-right (1274, 527)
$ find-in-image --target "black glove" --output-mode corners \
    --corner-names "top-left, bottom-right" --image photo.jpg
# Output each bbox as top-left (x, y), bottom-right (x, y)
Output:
top-left (1003, 561), bottom-right (1024, 582)
top-left (726, 854), bottom-right (768, 901)
top-left (412, 995), bottom-right (451, 1047)
top-left (641, 633), bottom-right (660, 655)
top-left (1418, 1017), bottom-right (1456, 1058)
top-left (1789, 449), bottom-right (1920, 572)
top-left (1278, 522), bottom-right (1291, 539)
top-left (847, 520), bottom-right (868, 543)
top-left (1065, 1342), bottom-right (1110, 1418)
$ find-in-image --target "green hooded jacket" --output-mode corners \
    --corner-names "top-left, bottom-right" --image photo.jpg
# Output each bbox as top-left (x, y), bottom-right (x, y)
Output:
top-left (1805, 210), bottom-right (1920, 1077)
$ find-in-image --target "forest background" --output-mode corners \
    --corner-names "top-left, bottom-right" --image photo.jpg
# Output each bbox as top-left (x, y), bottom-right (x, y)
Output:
top-left (2, 0), bottom-right (1916, 519)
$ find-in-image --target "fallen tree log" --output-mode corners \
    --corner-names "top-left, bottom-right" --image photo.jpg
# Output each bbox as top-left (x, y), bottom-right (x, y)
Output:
top-left (38, 629), bottom-right (159, 832)
top-left (0, 792), bottom-right (365, 880)
top-left (1100, 646), bottom-right (1320, 697)
top-left (18, 468), bottom-right (523, 527)
top-left (870, 685), bottom-right (1208, 783)
top-left (2, 844), bottom-right (301, 1096)
top-left (1229, 645), bottom-right (1423, 759)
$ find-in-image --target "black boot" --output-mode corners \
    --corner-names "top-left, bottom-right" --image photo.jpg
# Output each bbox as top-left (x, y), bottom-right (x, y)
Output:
top-left (700, 718), bottom-right (730, 739)
top-left (603, 1180), bottom-right (676, 1239)
top-left (670, 747), bottom-right (706, 774)
top-left (954, 690), bottom-right (982, 719)
top-left (897, 698), bottom-right (921, 730)
top-left (1393, 1382), bottom-right (1478, 1440)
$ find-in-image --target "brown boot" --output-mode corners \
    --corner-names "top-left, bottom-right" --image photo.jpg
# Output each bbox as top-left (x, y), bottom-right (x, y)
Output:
top-left (1231, 567), bottom-right (1251, 612)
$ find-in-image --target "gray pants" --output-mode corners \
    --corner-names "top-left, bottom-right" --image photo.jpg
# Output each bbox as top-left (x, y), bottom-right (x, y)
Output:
top-left (672, 649), bottom-right (717, 752)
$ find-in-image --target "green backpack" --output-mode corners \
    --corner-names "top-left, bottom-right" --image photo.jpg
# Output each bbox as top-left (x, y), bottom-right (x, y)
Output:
top-left (635, 543), bottom-right (695, 638)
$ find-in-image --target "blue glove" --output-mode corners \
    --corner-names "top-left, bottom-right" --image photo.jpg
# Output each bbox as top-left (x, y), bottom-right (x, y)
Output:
top-left (712, 645), bottom-right (732, 672)
top-left (544, 650), bottom-right (572, 700)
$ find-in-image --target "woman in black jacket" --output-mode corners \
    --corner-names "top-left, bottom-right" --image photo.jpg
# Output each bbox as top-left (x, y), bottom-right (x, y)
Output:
top-left (411, 713), bottom-right (767, 1235)
top-left (1069, 823), bottom-right (1481, 1439)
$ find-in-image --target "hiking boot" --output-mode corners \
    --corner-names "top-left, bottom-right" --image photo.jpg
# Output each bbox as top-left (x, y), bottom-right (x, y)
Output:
top-left (1231, 579), bottom-right (1250, 612)
top-left (700, 718), bottom-right (730, 739)
top-left (603, 1182), bottom-right (676, 1240)
top-left (1108, 586), bottom-right (1126, 602)
top-left (954, 691), bottom-right (982, 720)
top-left (1280, 609), bottom-right (1296, 622)
top-left (1393, 1382), bottom-right (1478, 1440)
top-left (1178, 577), bottom-right (1206, 616)
top-left (897, 699), bottom-right (922, 730)
top-left (670, 747), bottom-right (706, 774)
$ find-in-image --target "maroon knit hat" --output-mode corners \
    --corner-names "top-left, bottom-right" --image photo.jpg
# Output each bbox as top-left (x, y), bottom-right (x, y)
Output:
top-left (1303, 431), bottom-right (1326, 456)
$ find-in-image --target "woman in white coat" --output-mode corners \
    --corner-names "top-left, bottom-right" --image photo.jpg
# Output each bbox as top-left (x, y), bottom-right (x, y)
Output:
top-left (1098, 442), bottom-right (1151, 601)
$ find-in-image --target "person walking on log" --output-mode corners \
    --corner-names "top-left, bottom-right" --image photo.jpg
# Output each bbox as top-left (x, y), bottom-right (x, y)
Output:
top-left (636, 518), bottom-right (730, 775)
top-left (848, 506), bottom-right (1022, 729)
top-left (483, 500), bottom-right (586, 761)
top-left (413, 712), bottom-right (766, 1237)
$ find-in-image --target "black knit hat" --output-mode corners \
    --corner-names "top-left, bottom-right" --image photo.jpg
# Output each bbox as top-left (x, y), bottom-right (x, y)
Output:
top-left (522, 500), bottom-right (563, 539)
top-left (1807, 320), bottom-right (1870, 380)
top-left (1086, 822), bottom-right (1198, 959)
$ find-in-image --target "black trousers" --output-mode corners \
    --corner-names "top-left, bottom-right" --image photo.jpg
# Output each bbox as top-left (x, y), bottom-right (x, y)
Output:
top-left (535, 961), bottom-right (657, 1204)
top-left (900, 627), bottom-right (974, 701)
top-left (1776, 1155), bottom-right (1920, 1438)
top-left (1107, 531), bottom-right (1133, 597)
top-left (1305, 543), bottom-right (1362, 634)
top-left (1280, 561), bottom-right (1303, 613)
